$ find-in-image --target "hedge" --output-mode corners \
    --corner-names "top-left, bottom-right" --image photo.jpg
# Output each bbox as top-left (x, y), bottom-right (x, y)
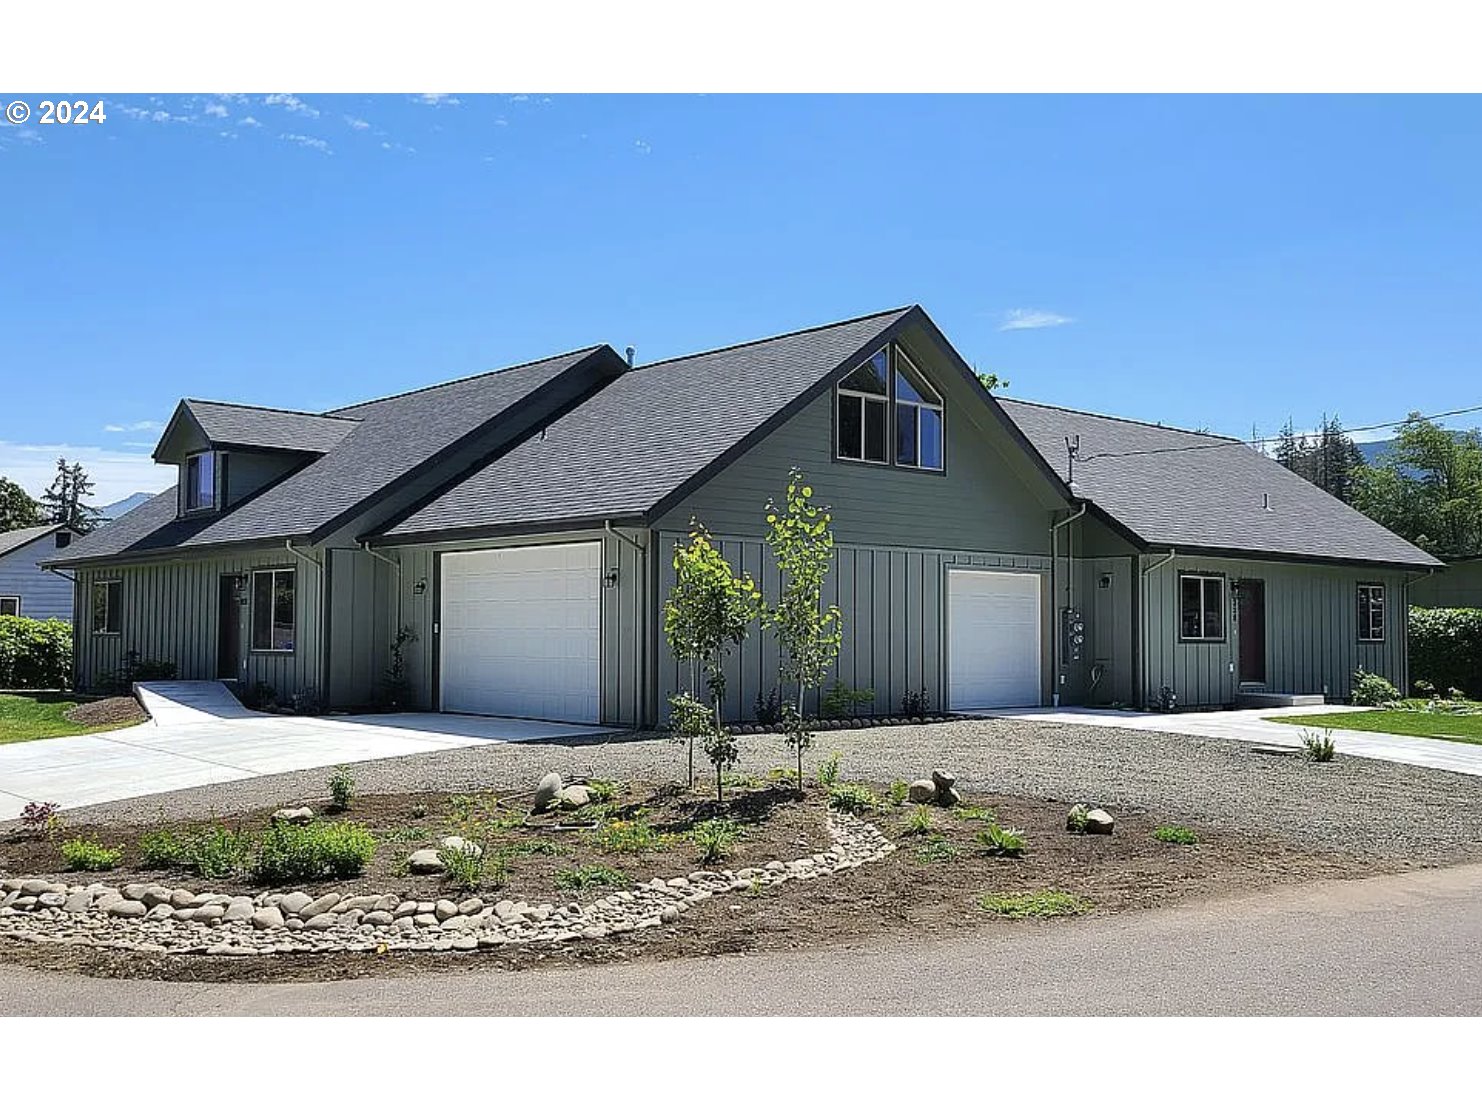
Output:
top-left (0, 615), bottom-right (73, 690)
top-left (1408, 607), bottom-right (1482, 699)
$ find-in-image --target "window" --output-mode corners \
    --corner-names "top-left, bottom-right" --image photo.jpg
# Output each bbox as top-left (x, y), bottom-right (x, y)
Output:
top-left (91, 580), bottom-right (122, 635)
top-left (0, 597), bottom-right (19, 617)
top-left (184, 451), bottom-right (217, 512)
top-left (251, 568), bottom-right (296, 652)
top-left (1179, 573), bottom-right (1225, 641)
top-left (54, 531), bottom-right (71, 549)
top-left (836, 349), bottom-right (890, 463)
top-left (894, 348), bottom-right (944, 470)
top-left (1358, 584), bottom-right (1386, 642)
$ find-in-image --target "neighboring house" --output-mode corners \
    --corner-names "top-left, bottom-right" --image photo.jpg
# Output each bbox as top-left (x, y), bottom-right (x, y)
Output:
top-left (0, 524), bottom-right (76, 620)
top-left (1410, 556), bottom-right (1482, 608)
top-left (47, 306), bottom-right (1440, 722)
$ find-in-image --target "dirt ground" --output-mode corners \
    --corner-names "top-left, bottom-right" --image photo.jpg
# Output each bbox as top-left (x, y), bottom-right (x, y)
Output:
top-left (0, 782), bottom-right (1390, 983)
top-left (62, 696), bottom-right (147, 729)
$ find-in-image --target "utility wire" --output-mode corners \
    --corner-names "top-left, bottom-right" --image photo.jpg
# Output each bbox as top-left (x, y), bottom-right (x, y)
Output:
top-left (1075, 402), bottom-right (1482, 464)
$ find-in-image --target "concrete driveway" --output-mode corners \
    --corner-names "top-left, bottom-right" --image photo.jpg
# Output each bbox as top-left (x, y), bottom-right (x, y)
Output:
top-left (984, 703), bottom-right (1482, 778)
top-left (0, 682), bottom-right (608, 819)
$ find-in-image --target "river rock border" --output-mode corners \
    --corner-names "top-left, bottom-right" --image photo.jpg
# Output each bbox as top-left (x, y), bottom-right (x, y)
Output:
top-left (0, 812), bottom-right (894, 957)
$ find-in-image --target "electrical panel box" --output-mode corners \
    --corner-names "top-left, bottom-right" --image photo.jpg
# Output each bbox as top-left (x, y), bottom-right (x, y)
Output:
top-left (1062, 607), bottom-right (1085, 664)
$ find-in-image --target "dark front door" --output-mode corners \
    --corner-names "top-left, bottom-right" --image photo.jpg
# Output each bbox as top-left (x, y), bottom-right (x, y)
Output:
top-left (217, 575), bottom-right (243, 681)
top-left (1237, 579), bottom-right (1266, 685)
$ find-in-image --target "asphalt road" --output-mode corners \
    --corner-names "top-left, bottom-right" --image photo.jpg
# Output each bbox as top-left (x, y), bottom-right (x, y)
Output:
top-left (4, 863), bottom-right (1481, 1015)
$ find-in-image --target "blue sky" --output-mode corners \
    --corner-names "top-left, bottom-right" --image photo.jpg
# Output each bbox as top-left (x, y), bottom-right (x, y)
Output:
top-left (1, 94), bottom-right (1479, 501)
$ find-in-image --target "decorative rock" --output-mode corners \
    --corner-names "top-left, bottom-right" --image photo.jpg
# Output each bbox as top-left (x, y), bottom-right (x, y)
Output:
top-left (407, 849), bottom-right (443, 874)
top-left (271, 806), bottom-right (315, 824)
top-left (122, 883), bottom-right (149, 900)
top-left (194, 903), bottom-right (225, 923)
top-left (302, 913), bottom-right (337, 931)
top-left (533, 771), bottom-right (564, 811)
top-left (251, 907), bottom-right (285, 930)
top-left (279, 892), bottom-right (313, 916)
top-left (434, 899), bottom-right (459, 921)
top-left (908, 779), bottom-right (937, 804)
top-left (62, 891), bottom-right (91, 913)
top-left (659, 905), bottom-right (681, 924)
top-left (224, 897), bottom-right (255, 922)
top-left (556, 785), bottom-right (593, 809)
top-left (169, 888), bottom-right (197, 909)
top-left (439, 836), bottom-right (482, 859)
top-left (22, 879), bottom-right (62, 896)
top-left (140, 885), bottom-right (173, 908)
top-left (363, 910), bottom-right (394, 927)
top-left (1084, 808), bottom-right (1115, 835)
top-left (107, 899), bottom-right (147, 918)
top-left (37, 892), bottom-right (66, 908)
top-left (301, 892), bottom-right (341, 917)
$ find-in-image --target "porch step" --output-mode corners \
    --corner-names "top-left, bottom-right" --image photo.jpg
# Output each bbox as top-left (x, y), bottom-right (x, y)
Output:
top-left (1236, 691), bottom-right (1327, 709)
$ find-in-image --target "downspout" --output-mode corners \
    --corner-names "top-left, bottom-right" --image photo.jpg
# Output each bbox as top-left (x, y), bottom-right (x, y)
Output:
top-left (1049, 503), bottom-right (1087, 707)
top-left (47, 568), bottom-right (80, 692)
top-left (1139, 549), bottom-right (1177, 709)
top-left (285, 540), bottom-right (327, 700)
top-left (604, 522), bottom-right (647, 728)
top-left (603, 520), bottom-right (645, 554)
top-left (362, 542), bottom-right (403, 630)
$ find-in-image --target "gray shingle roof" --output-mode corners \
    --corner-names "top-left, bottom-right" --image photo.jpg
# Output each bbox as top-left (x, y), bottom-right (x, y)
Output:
top-left (54, 347), bottom-right (610, 565)
top-left (380, 307), bottom-right (915, 538)
top-left (0, 524), bottom-right (62, 559)
top-left (180, 400), bottom-right (358, 455)
top-left (998, 398), bottom-right (1440, 568)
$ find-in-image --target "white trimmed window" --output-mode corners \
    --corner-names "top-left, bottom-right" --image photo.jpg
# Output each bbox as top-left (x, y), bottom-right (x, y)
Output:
top-left (0, 596), bottom-right (19, 617)
top-left (1358, 583), bottom-right (1386, 642)
top-left (1179, 573), bottom-right (1225, 641)
top-left (91, 580), bottom-right (122, 635)
top-left (251, 568), bottom-right (296, 652)
top-left (836, 344), bottom-right (945, 470)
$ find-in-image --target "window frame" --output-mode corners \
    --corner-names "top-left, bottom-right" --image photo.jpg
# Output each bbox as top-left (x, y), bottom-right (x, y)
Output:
top-left (183, 450), bottom-right (219, 514)
top-left (0, 596), bottom-right (19, 618)
top-left (1357, 582), bottom-right (1386, 643)
top-left (835, 348), bottom-right (891, 466)
top-left (1177, 572), bottom-right (1227, 643)
top-left (91, 579), bottom-right (122, 636)
top-left (892, 346), bottom-right (945, 472)
top-left (249, 567), bottom-right (297, 655)
top-left (833, 342), bottom-right (947, 474)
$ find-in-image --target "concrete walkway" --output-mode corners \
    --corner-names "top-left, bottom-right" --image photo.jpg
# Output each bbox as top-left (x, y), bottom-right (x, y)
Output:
top-left (0, 683), bottom-right (609, 819)
top-left (984, 703), bottom-right (1482, 778)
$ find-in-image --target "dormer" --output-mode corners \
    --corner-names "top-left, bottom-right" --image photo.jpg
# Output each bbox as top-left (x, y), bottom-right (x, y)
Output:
top-left (153, 399), bottom-right (360, 517)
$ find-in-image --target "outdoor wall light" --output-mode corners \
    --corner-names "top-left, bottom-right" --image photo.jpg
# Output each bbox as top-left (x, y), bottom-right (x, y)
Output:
top-left (604, 567), bottom-right (620, 588)
top-left (413, 578), bottom-right (427, 596)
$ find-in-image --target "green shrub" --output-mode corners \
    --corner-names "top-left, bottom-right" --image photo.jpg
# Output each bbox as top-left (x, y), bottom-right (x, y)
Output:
top-left (901, 688), bottom-right (931, 716)
top-left (1409, 608), bottom-right (1482, 700)
top-left (1153, 825), bottom-right (1198, 845)
top-left (953, 804), bottom-right (997, 823)
top-left (1301, 727), bottom-right (1336, 763)
top-left (915, 834), bottom-right (961, 863)
top-left (138, 829), bottom-right (190, 868)
top-left (816, 751), bottom-right (842, 788)
top-left (821, 680), bottom-right (875, 717)
top-left (0, 616), bottom-right (73, 689)
top-left (887, 780), bottom-right (910, 806)
top-left (585, 778), bottom-right (621, 803)
top-left (591, 816), bottom-right (669, 854)
top-left (976, 823), bottom-right (1026, 857)
top-left (1351, 668), bottom-right (1401, 706)
top-left (381, 825), bottom-right (430, 844)
top-left (1066, 804), bottom-right (1090, 834)
top-left (826, 782), bottom-right (881, 815)
top-left (555, 864), bottom-right (629, 890)
top-left (901, 805), bottom-right (935, 836)
top-left (505, 838), bottom-right (562, 857)
top-left (978, 890), bottom-right (1091, 918)
top-left (767, 766), bottom-right (800, 786)
top-left (250, 820), bottom-right (376, 884)
top-left (691, 818), bottom-right (741, 863)
top-left (327, 765), bottom-right (355, 811)
top-left (439, 842), bottom-right (487, 891)
top-left (188, 825), bottom-right (252, 879)
top-left (60, 836), bottom-right (121, 871)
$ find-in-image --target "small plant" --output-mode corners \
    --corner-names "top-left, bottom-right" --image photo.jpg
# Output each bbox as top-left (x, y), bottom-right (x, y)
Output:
top-left (767, 766), bottom-right (800, 786)
top-left (409, 803), bottom-right (428, 820)
top-left (887, 780), bottom-right (910, 806)
top-left (692, 817), bottom-right (741, 863)
top-left (138, 829), bottom-right (190, 868)
top-left (826, 782), bottom-right (882, 815)
top-left (584, 778), bottom-right (620, 803)
top-left (1066, 804), bottom-right (1090, 834)
top-left (754, 686), bottom-right (783, 727)
top-left (1153, 825), bottom-right (1198, 845)
top-left (901, 687), bottom-right (931, 716)
top-left (250, 821), bottom-right (376, 884)
top-left (554, 864), bottom-right (630, 891)
top-left (978, 890), bottom-right (1091, 918)
top-left (915, 834), bottom-right (961, 863)
top-left (189, 825), bottom-right (252, 879)
top-left (1352, 668), bottom-right (1401, 706)
top-left (722, 772), bottom-right (765, 791)
top-left (901, 805), bottom-right (935, 836)
top-left (242, 681), bottom-right (277, 710)
top-left (327, 765), bottom-right (355, 811)
top-left (1300, 727), bottom-right (1336, 763)
top-left (821, 680), bottom-right (875, 718)
top-left (19, 800), bottom-right (60, 837)
top-left (60, 836), bottom-right (122, 871)
top-left (439, 842), bottom-right (486, 892)
top-left (817, 751), bottom-right (842, 788)
top-left (1414, 679), bottom-right (1437, 698)
top-left (380, 624), bottom-right (419, 710)
top-left (953, 804), bottom-right (997, 823)
top-left (976, 823), bottom-right (1026, 857)
top-left (505, 838), bottom-right (562, 857)
top-left (591, 816), bottom-right (669, 855)
top-left (381, 825), bottom-right (431, 844)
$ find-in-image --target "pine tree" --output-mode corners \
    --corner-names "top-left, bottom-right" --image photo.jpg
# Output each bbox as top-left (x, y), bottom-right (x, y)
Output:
top-left (38, 458), bottom-right (102, 534)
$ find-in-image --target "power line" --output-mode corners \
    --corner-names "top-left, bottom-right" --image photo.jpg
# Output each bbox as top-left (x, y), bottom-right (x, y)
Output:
top-left (1075, 402), bottom-right (1482, 464)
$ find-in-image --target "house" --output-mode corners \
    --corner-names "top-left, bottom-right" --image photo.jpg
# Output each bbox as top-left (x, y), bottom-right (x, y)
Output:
top-left (47, 306), bottom-right (1440, 722)
top-left (1409, 556), bottom-right (1482, 609)
top-left (0, 524), bottom-right (76, 621)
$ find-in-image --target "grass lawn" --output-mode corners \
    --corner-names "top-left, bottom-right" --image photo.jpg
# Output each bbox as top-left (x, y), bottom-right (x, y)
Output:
top-left (1270, 709), bottom-right (1482, 745)
top-left (0, 694), bottom-right (141, 744)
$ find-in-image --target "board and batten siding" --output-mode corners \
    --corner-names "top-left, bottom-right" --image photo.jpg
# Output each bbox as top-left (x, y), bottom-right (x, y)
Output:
top-left (0, 535), bottom-right (73, 620)
top-left (655, 530), bottom-right (1052, 722)
top-left (1138, 555), bottom-right (1408, 708)
top-left (376, 528), bottom-right (651, 726)
top-left (73, 549), bottom-right (325, 697)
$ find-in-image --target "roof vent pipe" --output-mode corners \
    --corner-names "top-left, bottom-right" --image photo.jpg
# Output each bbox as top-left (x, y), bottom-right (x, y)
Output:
top-left (625, 346), bottom-right (635, 368)
top-left (1262, 493), bottom-right (1271, 511)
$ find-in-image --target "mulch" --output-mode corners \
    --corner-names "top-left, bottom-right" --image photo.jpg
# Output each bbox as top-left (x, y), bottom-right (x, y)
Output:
top-left (62, 696), bottom-right (148, 729)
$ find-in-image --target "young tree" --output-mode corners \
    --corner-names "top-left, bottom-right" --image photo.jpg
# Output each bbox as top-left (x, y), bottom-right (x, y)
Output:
top-left (975, 370), bottom-right (1010, 392)
top-left (662, 523), bottom-right (762, 799)
top-left (1352, 415), bottom-right (1482, 556)
top-left (763, 470), bottom-right (842, 792)
top-left (0, 477), bottom-right (43, 532)
top-left (38, 458), bottom-right (102, 533)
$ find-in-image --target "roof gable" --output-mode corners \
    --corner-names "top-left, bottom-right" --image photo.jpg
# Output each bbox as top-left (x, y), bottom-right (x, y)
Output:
top-left (160, 400), bottom-right (360, 460)
top-left (0, 524), bottom-right (64, 560)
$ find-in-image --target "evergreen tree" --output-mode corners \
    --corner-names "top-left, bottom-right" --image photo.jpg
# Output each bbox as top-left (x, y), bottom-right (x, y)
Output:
top-left (0, 476), bottom-right (43, 532)
top-left (1273, 416), bottom-right (1364, 503)
top-left (38, 458), bottom-right (103, 534)
top-left (1353, 415), bottom-right (1482, 556)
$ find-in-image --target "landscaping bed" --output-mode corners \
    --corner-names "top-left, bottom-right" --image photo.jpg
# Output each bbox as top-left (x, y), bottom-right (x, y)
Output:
top-left (0, 692), bottom-right (147, 744)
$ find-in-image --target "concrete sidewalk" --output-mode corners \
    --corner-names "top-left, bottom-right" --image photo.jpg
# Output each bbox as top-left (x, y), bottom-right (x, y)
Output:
top-left (984, 703), bottom-right (1482, 778)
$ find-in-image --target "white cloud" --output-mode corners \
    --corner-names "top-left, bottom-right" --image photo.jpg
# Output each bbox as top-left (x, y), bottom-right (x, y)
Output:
top-left (509, 94), bottom-right (529, 102)
top-left (414, 93), bottom-right (460, 106)
top-left (280, 133), bottom-right (332, 154)
top-left (494, 117), bottom-right (509, 127)
top-left (998, 308), bottom-right (1074, 331)
top-left (0, 442), bottom-right (174, 503)
top-left (263, 93), bottom-right (319, 118)
top-left (216, 93), bottom-right (250, 104)
top-left (634, 139), bottom-right (652, 155)
top-left (238, 115), bottom-right (261, 128)
top-left (102, 420), bottom-right (163, 434)
top-left (204, 103), bottom-right (229, 118)
top-left (344, 116), bottom-right (370, 130)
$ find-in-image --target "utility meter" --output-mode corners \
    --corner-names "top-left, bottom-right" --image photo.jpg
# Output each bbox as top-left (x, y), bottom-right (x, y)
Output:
top-left (1062, 608), bottom-right (1085, 664)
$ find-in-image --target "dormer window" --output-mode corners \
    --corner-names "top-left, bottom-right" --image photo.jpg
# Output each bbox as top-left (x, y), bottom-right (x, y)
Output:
top-left (184, 451), bottom-right (217, 512)
top-left (835, 344), bottom-right (945, 471)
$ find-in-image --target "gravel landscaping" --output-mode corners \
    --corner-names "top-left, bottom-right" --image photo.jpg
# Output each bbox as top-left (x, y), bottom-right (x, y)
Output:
top-left (59, 717), bottom-right (1482, 866)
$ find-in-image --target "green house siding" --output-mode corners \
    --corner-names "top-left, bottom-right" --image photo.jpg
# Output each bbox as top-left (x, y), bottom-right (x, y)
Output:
top-left (1137, 555), bottom-right (1409, 707)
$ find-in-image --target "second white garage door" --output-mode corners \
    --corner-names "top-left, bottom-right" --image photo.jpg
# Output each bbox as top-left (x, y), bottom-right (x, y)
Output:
top-left (946, 568), bottom-right (1043, 710)
top-left (439, 543), bottom-right (601, 723)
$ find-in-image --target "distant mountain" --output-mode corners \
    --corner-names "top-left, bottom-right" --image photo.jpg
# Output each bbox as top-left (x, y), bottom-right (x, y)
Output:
top-left (1357, 439), bottom-right (1394, 465)
top-left (99, 492), bottom-right (153, 520)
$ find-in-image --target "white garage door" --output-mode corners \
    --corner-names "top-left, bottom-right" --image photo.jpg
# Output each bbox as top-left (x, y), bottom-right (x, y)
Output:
top-left (947, 568), bottom-right (1042, 710)
top-left (439, 543), bottom-right (601, 723)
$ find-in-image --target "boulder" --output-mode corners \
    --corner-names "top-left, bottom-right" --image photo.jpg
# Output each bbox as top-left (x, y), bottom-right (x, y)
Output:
top-left (533, 772), bottom-right (564, 812)
top-left (301, 892), bottom-right (341, 917)
top-left (251, 906), bottom-right (285, 930)
top-left (1084, 808), bottom-right (1115, 835)
top-left (107, 899), bottom-right (147, 918)
top-left (407, 849), bottom-right (443, 874)
top-left (907, 779), bottom-right (937, 804)
top-left (556, 785), bottom-right (593, 810)
top-left (272, 806), bottom-right (315, 825)
top-left (439, 836), bottom-right (482, 859)
top-left (279, 891), bottom-right (313, 916)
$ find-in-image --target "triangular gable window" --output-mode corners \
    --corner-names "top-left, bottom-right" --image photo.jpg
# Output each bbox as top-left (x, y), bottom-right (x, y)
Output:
top-left (835, 343), bottom-right (944, 471)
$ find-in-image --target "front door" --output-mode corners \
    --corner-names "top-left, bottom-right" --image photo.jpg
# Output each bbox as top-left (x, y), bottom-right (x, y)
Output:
top-left (1237, 579), bottom-right (1266, 685)
top-left (217, 575), bottom-right (243, 681)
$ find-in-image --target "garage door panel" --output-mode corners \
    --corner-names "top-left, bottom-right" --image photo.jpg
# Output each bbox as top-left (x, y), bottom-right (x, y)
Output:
top-left (947, 569), bottom-right (1042, 710)
top-left (439, 543), bottom-right (601, 723)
